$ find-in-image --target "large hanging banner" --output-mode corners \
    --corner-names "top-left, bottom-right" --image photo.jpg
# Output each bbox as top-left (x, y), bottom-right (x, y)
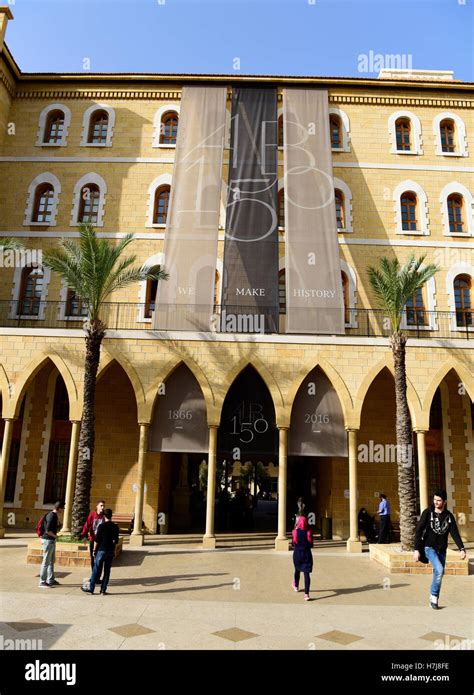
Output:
top-left (289, 368), bottom-right (347, 456)
top-left (283, 88), bottom-right (344, 334)
top-left (153, 85), bottom-right (227, 331)
top-left (148, 364), bottom-right (209, 453)
top-left (221, 87), bottom-right (279, 334)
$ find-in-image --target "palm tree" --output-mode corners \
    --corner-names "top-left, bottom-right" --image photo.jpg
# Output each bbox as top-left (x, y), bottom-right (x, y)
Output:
top-left (0, 238), bottom-right (23, 249)
top-left (43, 223), bottom-right (168, 538)
top-left (367, 254), bottom-right (438, 551)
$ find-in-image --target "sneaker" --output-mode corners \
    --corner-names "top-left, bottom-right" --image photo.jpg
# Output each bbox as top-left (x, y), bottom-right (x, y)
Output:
top-left (429, 595), bottom-right (439, 610)
top-left (38, 581), bottom-right (51, 588)
top-left (81, 586), bottom-right (93, 594)
top-left (304, 594), bottom-right (310, 601)
top-left (291, 581), bottom-right (299, 593)
top-left (100, 590), bottom-right (108, 595)
top-left (48, 579), bottom-right (60, 585)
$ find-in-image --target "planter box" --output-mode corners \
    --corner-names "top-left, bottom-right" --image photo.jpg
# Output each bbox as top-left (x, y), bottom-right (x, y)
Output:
top-left (27, 538), bottom-right (123, 568)
top-left (370, 544), bottom-right (468, 575)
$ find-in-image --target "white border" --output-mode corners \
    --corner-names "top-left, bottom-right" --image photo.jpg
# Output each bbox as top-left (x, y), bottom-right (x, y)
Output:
top-left (388, 110), bottom-right (423, 155)
top-left (393, 180), bottom-right (429, 236)
top-left (439, 182), bottom-right (473, 238)
top-left (333, 177), bottom-right (353, 233)
top-left (145, 174), bottom-right (172, 228)
top-left (70, 172), bottom-right (107, 227)
top-left (152, 103), bottom-right (180, 148)
top-left (9, 265), bottom-right (51, 321)
top-left (445, 262), bottom-right (474, 332)
top-left (329, 107), bottom-right (350, 152)
top-left (23, 173), bottom-right (61, 227)
top-left (80, 104), bottom-right (116, 148)
top-left (433, 112), bottom-right (468, 158)
top-left (36, 104), bottom-right (72, 147)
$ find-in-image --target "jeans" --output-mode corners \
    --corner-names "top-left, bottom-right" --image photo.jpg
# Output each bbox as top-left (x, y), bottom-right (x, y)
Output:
top-left (294, 570), bottom-right (310, 595)
top-left (40, 538), bottom-right (56, 583)
top-left (378, 515), bottom-right (391, 544)
top-left (89, 541), bottom-right (103, 578)
top-left (89, 550), bottom-right (114, 593)
top-left (425, 546), bottom-right (446, 598)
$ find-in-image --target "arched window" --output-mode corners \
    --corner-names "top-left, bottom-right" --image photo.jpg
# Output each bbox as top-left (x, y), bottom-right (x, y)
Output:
top-left (341, 272), bottom-right (350, 324)
top-left (401, 192), bottom-right (418, 231)
top-left (44, 110), bottom-right (65, 144)
top-left (454, 274), bottom-right (472, 327)
top-left (66, 289), bottom-right (88, 318)
top-left (447, 194), bottom-right (465, 234)
top-left (88, 110), bottom-right (109, 144)
top-left (153, 186), bottom-right (170, 225)
top-left (160, 111), bottom-right (178, 145)
top-left (144, 265), bottom-right (161, 319)
top-left (335, 189), bottom-right (345, 229)
top-left (405, 288), bottom-right (427, 326)
top-left (278, 269), bottom-right (286, 315)
top-left (330, 114), bottom-right (342, 149)
top-left (18, 266), bottom-right (43, 316)
top-left (44, 377), bottom-right (70, 504)
top-left (78, 184), bottom-right (100, 224)
top-left (440, 119), bottom-right (456, 153)
top-left (278, 114), bottom-right (284, 148)
top-left (395, 118), bottom-right (411, 151)
top-left (32, 184), bottom-right (54, 224)
top-left (278, 188), bottom-right (285, 228)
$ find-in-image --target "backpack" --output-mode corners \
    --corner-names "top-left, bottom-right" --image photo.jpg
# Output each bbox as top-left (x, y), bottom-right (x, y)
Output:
top-left (35, 514), bottom-right (47, 537)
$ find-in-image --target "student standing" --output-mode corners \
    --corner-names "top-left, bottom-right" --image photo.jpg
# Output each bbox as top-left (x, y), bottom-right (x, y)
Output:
top-left (376, 493), bottom-right (391, 543)
top-left (38, 501), bottom-right (64, 588)
top-left (413, 489), bottom-right (466, 609)
top-left (81, 508), bottom-right (119, 595)
top-left (291, 515), bottom-right (313, 601)
top-left (81, 500), bottom-right (105, 571)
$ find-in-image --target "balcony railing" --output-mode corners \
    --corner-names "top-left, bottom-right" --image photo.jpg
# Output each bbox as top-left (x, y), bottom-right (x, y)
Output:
top-left (0, 301), bottom-right (471, 339)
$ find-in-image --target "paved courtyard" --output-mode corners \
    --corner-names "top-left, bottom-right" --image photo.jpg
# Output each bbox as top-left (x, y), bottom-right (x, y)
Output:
top-left (0, 533), bottom-right (472, 651)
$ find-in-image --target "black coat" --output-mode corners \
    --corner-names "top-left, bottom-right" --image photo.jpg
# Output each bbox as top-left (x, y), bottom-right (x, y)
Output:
top-left (292, 528), bottom-right (313, 573)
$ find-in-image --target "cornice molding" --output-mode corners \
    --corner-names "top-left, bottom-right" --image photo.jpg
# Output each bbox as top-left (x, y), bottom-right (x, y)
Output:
top-left (11, 88), bottom-right (473, 109)
top-left (0, 67), bottom-right (16, 98)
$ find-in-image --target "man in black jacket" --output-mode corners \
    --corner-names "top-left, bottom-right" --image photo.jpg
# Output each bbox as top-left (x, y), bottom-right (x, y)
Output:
top-left (413, 489), bottom-right (466, 609)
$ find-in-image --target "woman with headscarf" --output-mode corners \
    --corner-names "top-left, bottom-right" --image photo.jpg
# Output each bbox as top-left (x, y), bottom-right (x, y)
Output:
top-left (291, 515), bottom-right (313, 601)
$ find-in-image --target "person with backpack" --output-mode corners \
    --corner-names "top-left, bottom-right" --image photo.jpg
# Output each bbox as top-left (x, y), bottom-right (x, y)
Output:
top-left (38, 501), bottom-right (64, 588)
top-left (291, 514), bottom-right (313, 601)
top-left (82, 499), bottom-right (106, 572)
top-left (413, 489), bottom-right (466, 609)
top-left (81, 508), bottom-right (119, 595)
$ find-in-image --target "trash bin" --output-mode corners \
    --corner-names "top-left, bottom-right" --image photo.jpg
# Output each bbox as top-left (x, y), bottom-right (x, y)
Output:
top-left (321, 517), bottom-right (333, 540)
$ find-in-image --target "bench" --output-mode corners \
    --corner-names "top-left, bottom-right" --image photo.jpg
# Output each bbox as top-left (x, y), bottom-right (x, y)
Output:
top-left (112, 513), bottom-right (134, 533)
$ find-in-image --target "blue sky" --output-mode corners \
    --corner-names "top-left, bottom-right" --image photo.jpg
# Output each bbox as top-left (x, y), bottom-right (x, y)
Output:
top-left (5, 0), bottom-right (474, 80)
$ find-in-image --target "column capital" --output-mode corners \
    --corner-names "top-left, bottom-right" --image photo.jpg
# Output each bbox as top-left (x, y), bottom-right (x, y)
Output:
top-left (414, 428), bottom-right (428, 434)
top-left (345, 427), bottom-right (359, 433)
top-left (207, 423), bottom-right (219, 430)
top-left (138, 421), bottom-right (150, 428)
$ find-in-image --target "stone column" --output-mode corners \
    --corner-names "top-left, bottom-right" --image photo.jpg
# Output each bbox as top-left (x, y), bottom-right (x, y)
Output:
top-left (203, 425), bottom-right (218, 549)
top-left (130, 423), bottom-right (149, 546)
top-left (416, 429), bottom-right (429, 512)
top-left (0, 419), bottom-right (14, 538)
top-left (60, 420), bottom-right (81, 535)
top-left (346, 428), bottom-right (362, 553)
top-left (275, 427), bottom-right (289, 550)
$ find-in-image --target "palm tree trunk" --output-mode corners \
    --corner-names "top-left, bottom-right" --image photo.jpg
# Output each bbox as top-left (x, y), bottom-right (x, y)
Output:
top-left (71, 326), bottom-right (105, 538)
top-left (390, 332), bottom-right (417, 551)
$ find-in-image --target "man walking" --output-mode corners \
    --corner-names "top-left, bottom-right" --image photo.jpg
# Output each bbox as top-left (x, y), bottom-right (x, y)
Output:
top-left (376, 493), bottom-right (391, 543)
top-left (81, 508), bottom-right (119, 595)
top-left (82, 500), bottom-right (105, 571)
top-left (414, 489), bottom-right (466, 609)
top-left (38, 501), bottom-right (64, 588)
